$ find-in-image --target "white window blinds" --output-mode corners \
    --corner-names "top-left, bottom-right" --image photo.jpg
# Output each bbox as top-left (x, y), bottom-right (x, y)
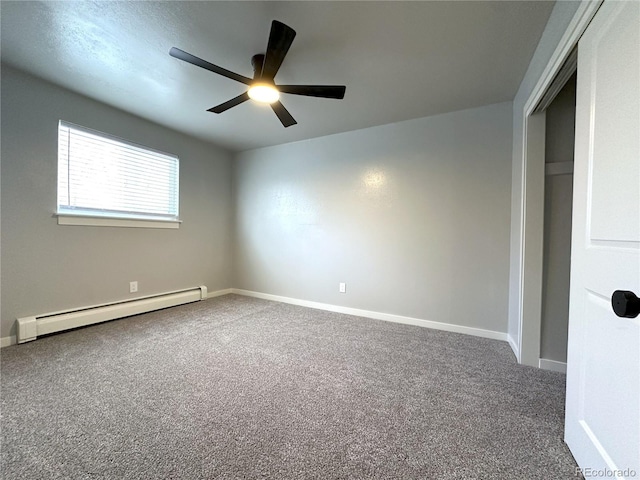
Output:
top-left (57, 121), bottom-right (179, 222)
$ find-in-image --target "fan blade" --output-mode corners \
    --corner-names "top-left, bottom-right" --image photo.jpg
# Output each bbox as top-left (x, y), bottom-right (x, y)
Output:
top-left (261, 21), bottom-right (296, 81)
top-left (271, 101), bottom-right (297, 127)
top-left (207, 92), bottom-right (250, 114)
top-left (170, 47), bottom-right (252, 85)
top-left (278, 85), bottom-right (346, 99)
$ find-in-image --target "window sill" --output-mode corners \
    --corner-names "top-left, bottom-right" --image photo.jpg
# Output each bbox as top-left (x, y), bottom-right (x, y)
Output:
top-left (56, 214), bottom-right (181, 229)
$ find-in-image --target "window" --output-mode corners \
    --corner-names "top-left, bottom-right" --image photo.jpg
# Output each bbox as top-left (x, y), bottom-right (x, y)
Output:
top-left (57, 121), bottom-right (179, 228)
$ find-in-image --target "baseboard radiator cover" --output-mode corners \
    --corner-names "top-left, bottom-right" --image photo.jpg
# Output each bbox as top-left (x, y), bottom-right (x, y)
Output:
top-left (16, 286), bottom-right (208, 344)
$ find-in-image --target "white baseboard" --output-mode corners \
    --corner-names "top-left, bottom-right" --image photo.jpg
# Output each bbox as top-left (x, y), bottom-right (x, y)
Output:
top-left (2, 287), bottom-right (509, 348)
top-left (507, 334), bottom-right (520, 362)
top-left (538, 358), bottom-right (567, 374)
top-left (230, 289), bottom-right (508, 342)
top-left (207, 288), bottom-right (233, 299)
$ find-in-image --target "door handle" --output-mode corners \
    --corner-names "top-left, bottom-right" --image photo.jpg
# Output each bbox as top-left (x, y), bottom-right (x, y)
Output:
top-left (611, 290), bottom-right (640, 318)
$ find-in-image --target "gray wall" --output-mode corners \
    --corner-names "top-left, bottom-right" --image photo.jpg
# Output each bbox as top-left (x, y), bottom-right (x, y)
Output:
top-left (541, 74), bottom-right (576, 363)
top-left (233, 102), bottom-right (513, 333)
top-left (507, 0), bottom-right (582, 356)
top-left (1, 65), bottom-right (233, 340)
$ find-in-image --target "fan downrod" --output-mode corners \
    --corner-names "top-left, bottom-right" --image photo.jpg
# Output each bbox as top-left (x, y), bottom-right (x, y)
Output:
top-left (251, 54), bottom-right (265, 80)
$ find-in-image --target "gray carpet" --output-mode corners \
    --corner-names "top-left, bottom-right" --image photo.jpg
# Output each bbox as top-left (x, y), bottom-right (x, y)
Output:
top-left (1, 294), bottom-right (578, 479)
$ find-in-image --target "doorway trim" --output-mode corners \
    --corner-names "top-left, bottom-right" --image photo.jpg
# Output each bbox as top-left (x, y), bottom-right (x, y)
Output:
top-left (516, 0), bottom-right (602, 367)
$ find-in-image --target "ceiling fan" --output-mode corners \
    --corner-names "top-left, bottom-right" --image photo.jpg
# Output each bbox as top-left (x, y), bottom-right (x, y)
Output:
top-left (170, 20), bottom-right (346, 128)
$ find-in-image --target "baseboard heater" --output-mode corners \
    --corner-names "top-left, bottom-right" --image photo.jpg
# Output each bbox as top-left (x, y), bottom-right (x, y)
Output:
top-left (16, 286), bottom-right (208, 344)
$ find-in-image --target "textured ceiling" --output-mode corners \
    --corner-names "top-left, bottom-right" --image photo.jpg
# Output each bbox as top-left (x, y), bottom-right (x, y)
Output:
top-left (0, 1), bottom-right (555, 152)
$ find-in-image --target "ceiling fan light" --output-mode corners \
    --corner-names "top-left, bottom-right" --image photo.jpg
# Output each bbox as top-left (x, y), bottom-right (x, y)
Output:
top-left (248, 83), bottom-right (280, 104)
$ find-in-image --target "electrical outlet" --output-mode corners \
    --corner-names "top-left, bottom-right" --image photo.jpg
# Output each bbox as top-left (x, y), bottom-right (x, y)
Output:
top-left (339, 282), bottom-right (346, 293)
top-left (129, 281), bottom-right (138, 293)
